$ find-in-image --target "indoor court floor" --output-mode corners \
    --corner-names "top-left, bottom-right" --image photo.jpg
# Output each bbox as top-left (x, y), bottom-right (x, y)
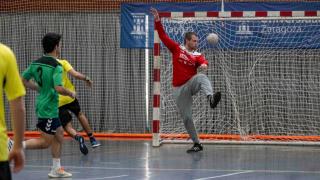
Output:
top-left (12, 139), bottom-right (320, 180)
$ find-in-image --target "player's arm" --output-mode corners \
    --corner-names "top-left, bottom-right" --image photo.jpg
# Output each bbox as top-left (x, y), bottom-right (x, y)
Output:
top-left (53, 65), bottom-right (76, 98)
top-left (55, 86), bottom-right (76, 98)
top-left (22, 78), bottom-right (39, 92)
top-left (21, 66), bottom-right (39, 92)
top-left (150, 7), bottom-right (179, 52)
top-left (3, 45), bottom-right (26, 173)
top-left (8, 97), bottom-right (25, 173)
top-left (197, 55), bottom-right (209, 71)
top-left (68, 69), bottom-right (92, 87)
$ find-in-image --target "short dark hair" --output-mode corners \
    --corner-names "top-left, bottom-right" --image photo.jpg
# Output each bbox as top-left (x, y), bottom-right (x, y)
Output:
top-left (42, 32), bottom-right (61, 53)
top-left (184, 32), bottom-right (197, 45)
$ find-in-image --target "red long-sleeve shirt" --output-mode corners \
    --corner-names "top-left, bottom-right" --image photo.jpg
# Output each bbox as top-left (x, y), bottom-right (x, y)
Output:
top-left (155, 20), bottom-right (208, 87)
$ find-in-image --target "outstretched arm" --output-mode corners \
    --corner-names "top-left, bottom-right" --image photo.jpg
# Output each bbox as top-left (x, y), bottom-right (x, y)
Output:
top-left (67, 69), bottom-right (92, 87)
top-left (150, 7), bottom-right (179, 52)
top-left (150, 7), bottom-right (160, 22)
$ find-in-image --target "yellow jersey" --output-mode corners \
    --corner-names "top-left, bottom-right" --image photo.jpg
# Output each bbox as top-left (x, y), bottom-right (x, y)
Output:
top-left (57, 59), bottom-right (76, 107)
top-left (0, 44), bottom-right (26, 161)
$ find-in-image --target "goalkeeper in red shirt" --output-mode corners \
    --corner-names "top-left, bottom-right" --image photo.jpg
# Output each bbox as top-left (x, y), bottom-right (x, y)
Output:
top-left (151, 8), bottom-right (221, 153)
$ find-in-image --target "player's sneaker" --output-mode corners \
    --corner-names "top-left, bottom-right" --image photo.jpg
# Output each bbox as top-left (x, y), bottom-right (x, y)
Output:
top-left (186, 143), bottom-right (203, 153)
top-left (78, 136), bottom-right (88, 155)
top-left (208, 92), bottom-right (221, 109)
top-left (90, 137), bottom-right (101, 148)
top-left (48, 167), bottom-right (72, 178)
top-left (7, 138), bottom-right (14, 152)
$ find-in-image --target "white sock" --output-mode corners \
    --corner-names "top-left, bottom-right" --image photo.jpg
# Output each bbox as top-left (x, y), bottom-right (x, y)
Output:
top-left (22, 141), bottom-right (26, 149)
top-left (52, 158), bottom-right (61, 170)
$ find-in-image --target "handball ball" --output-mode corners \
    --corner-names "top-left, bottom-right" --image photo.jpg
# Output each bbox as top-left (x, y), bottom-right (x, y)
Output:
top-left (206, 33), bottom-right (219, 45)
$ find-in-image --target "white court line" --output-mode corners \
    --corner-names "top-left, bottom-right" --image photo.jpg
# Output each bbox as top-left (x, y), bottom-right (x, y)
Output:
top-left (99, 162), bottom-right (121, 165)
top-left (194, 171), bottom-right (253, 180)
top-left (76, 175), bottom-right (128, 180)
top-left (25, 165), bottom-right (320, 174)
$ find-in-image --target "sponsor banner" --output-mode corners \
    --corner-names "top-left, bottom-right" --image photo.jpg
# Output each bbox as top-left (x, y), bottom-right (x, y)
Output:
top-left (120, 10), bottom-right (154, 48)
top-left (120, 2), bottom-right (220, 48)
top-left (163, 18), bottom-right (320, 49)
top-left (120, 2), bottom-right (320, 49)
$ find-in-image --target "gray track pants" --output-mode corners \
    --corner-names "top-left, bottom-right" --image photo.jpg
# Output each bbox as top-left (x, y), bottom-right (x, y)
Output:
top-left (172, 74), bottom-right (213, 144)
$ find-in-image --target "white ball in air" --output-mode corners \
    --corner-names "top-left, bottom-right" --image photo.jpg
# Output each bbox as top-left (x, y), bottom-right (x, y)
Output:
top-left (206, 33), bottom-right (219, 45)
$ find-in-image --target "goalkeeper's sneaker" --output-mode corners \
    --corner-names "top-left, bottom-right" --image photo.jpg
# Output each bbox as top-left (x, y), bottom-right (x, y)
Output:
top-left (77, 136), bottom-right (88, 155)
top-left (7, 138), bottom-right (14, 152)
top-left (208, 92), bottom-right (221, 109)
top-left (48, 167), bottom-right (72, 178)
top-left (90, 137), bottom-right (101, 148)
top-left (186, 143), bottom-right (203, 153)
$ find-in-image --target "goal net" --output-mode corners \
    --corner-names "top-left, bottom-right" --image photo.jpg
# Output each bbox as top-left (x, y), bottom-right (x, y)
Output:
top-left (153, 15), bottom-right (320, 145)
top-left (1, 2), bottom-right (149, 135)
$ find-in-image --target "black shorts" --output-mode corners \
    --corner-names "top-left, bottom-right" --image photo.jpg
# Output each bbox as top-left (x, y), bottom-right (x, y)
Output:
top-left (0, 161), bottom-right (11, 180)
top-left (37, 118), bottom-right (61, 135)
top-left (59, 98), bottom-right (81, 127)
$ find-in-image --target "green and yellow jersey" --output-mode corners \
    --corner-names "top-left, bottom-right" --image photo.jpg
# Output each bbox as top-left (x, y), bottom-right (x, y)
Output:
top-left (57, 59), bottom-right (76, 107)
top-left (22, 55), bottom-right (62, 118)
top-left (0, 44), bottom-right (26, 161)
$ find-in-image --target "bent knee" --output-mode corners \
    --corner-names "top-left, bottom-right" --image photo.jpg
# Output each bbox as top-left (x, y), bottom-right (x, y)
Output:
top-left (195, 73), bottom-right (207, 79)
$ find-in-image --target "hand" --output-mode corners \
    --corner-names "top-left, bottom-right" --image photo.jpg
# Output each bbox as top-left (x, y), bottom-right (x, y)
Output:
top-left (150, 7), bottom-right (160, 22)
top-left (85, 76), bottom-right (93, 88)
top-left (9, 147), bottom-right (25, 173)
top-left (86, 79), bottom-right (93, 88)
top-left (199, 64), bottom-right (208, 71)
top-left (70, 92), bottom-right (76, 99)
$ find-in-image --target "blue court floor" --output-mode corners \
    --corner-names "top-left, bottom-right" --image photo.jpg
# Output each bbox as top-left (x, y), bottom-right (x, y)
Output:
top-left (12, 139), bottom-right (320, 180)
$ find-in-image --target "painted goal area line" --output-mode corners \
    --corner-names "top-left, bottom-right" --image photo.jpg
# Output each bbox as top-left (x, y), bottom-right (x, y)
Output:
top-left (194, 171), bottom-right (253, 180)
top-left (8, 131), bottom-right (320, 142)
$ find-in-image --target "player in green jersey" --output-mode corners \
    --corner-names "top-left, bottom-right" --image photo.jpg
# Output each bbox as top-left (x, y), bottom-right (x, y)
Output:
top-left (21, 33), bottom-right (75, 178)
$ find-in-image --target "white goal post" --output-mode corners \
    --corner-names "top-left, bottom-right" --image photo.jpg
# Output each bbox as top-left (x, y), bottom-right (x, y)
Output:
top-left (152, 10), bottom-right (320, 146)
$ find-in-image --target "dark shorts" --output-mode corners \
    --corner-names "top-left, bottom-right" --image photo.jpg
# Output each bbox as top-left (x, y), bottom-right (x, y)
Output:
top-left (59, 98), bottom-right (81, 127)
top-left (37, 118), bottom-right (61, 135)
top-left (0, 161), bottom-right (11, 180)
